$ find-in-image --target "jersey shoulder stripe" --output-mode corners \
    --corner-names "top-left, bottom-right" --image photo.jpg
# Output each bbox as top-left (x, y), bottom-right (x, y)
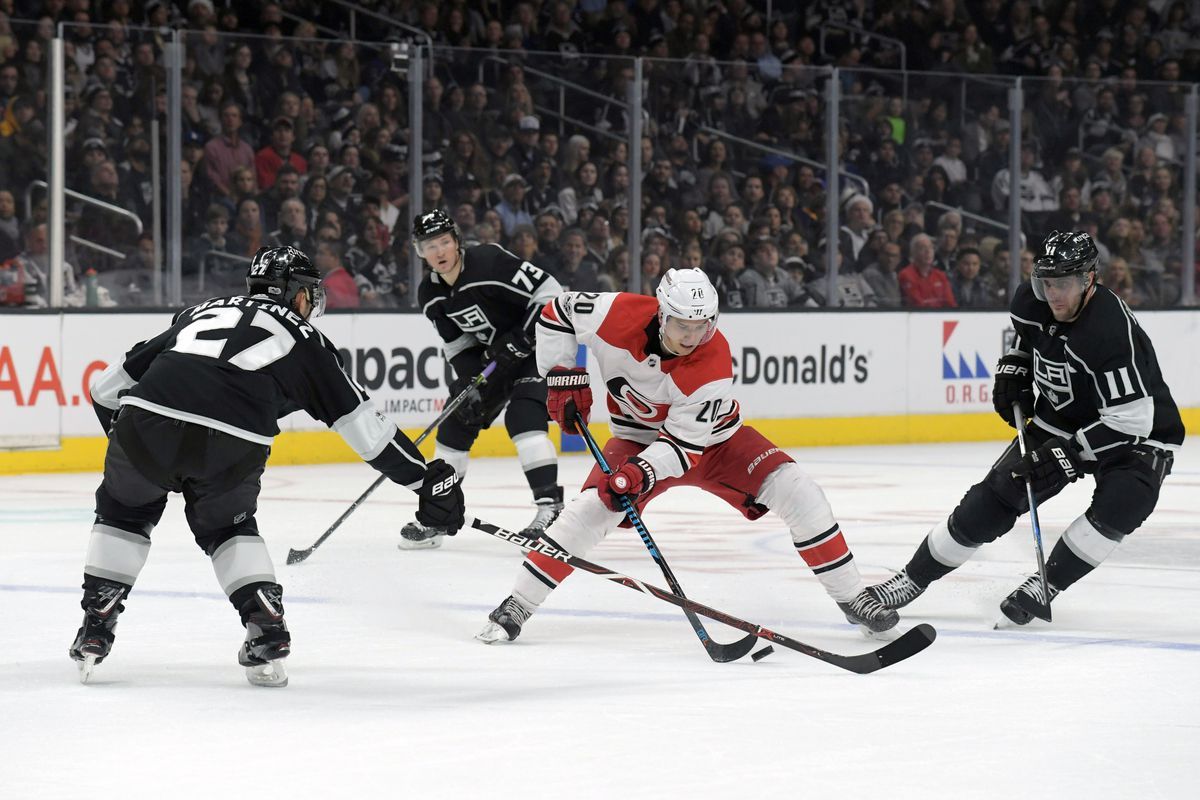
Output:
top-left (665, 332), bottom-right (734, 396)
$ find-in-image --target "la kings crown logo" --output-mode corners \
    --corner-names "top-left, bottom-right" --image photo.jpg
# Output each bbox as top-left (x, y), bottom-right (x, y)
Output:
top-left (446, 304), bottom-right (497, 343)
top-left (1033, 352), bottom-right (1074, 410)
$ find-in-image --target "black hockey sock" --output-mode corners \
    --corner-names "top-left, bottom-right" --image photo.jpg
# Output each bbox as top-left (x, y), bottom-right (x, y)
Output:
top-left (232, 582), bottom-right (285, 624)
top-left (525, 466), bottom-right (558, 497)
top-left (1044, 539), bottom-right (1095, 592)
top-left (905, 538), bottom-right (958, 588)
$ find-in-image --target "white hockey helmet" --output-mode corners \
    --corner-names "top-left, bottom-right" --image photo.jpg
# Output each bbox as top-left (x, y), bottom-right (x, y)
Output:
top-left (656, 267), bottom-right (719, 347)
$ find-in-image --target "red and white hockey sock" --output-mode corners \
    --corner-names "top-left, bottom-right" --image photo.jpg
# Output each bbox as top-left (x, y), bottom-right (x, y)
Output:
top-left (794, 523), bottom-right (863, 601)
top-left (513, 547), bottom-right (576, 607)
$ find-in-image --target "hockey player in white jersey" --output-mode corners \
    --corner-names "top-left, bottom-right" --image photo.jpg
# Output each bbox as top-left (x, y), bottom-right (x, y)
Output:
top-left (477, 268), bottom-right (900, 644)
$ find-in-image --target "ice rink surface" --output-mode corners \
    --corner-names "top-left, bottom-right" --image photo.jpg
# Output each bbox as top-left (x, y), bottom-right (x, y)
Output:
top-left (1, 438), bottom-right (1197, 799)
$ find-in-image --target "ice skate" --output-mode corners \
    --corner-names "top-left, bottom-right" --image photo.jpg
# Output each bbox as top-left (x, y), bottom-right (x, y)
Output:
top-left (999, 575), bottom-right (1060, 626)
top-left (476, 595), bottom-right (533, 644)
top-left (520, 486), bottom-right (564, 538)
top-left (398, 520), bottom-right (449, 550)
top-left (69, 581), bottom-right (127, 684)
top-left (238, 586), bottom-right (291, 687)
top-left (838, 589), bottom-right (901, 636)
top-left (865, 568), bottom-right (927, 610)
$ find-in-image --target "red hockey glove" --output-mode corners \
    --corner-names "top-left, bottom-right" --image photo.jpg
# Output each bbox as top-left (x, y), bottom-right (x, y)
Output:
top-left (598, 457), bottom-right (656, 512)
top-left (545, 367), bottom-right (591, 434)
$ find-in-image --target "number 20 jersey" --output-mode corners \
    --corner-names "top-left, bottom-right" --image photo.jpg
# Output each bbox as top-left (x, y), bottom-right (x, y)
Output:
top-left (90, 294), bottom-right (427, 487)
top-left (1010, 281), bottom-right (1183, 458)
top-left (537, 291), bottom-right (743, 482)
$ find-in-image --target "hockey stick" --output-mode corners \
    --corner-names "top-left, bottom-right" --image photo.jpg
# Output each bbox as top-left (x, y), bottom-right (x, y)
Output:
top-left (469, 518), bottom-right (937, 673)
top-left (1011, 406), bottom-right (1053, 622)
top-left (286, 362), bottom-right (498, 565)
top-left (574, 418), bottom-right (759, 663)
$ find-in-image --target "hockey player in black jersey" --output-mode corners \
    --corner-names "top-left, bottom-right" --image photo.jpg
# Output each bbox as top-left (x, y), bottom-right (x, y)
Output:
top-left (398, 209), bottom-right (565, 549)
top-left (70, 246), bottom-right (465, 686)
top-left (867, 231), bottom-right (1183, 624)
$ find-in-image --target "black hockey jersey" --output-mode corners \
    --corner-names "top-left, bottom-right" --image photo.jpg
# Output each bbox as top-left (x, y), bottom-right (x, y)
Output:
top-left (1008, 282), bottom-right (1184, 459)
top-left (90, 294), bottom-right (427, 489)
top-left (418, 243), bottom-right (562, 368)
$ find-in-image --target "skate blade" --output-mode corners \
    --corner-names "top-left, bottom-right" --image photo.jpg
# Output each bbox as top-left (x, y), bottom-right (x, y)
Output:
top-left (397, 535), bottom-right (444, 551)
top-left (77, 653), bottom-right (99, 684)
top-left (857, 624), bottom-right (901, 641)
top-left (245, 660), bottom-right (288, 688)
top-left (475, 623), bottom-right (513, 645)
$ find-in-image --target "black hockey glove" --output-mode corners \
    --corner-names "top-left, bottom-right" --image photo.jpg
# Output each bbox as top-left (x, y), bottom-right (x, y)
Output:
top-left (415, 459), bottom-right (465, 534)
top-left (993, 353), bottom-right (1034, 428)
top-left (1012, 436), bottom-right (1084, 496)
top-left (484, 330), bottom-right (533, 377)
top-left (448, 375), bottom-right (485, 428)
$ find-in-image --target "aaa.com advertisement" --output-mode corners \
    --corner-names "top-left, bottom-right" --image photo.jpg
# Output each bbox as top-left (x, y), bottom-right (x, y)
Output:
top-left (1, 309), bottom-right (1197, 446)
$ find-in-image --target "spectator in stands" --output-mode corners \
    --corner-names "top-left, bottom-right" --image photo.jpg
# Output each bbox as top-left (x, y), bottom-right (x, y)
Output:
top-left (204, 101), bottom-right (255, 200)
top-left (740, 238), bottom-right (803, 308)
top-left (585, 211), bottom-right (612, 266)
top-left (1101, 256), bottom-right (1149, 307)
top-left (226, 197), bottom-right (265, 259)
top-left (493, 173), bottom-right (534, 238)
top-left (314, 238), bottom-right (359, 309)
top-left (346, 215), bottom-right (404, 307)
top-left (991, 142), bottom-right (1058, 232)
top-left (709, 240), bottom-right (746, 310)
top-left (949, 247), bottom-right (999, 308)
top-left (933, 226), bottom-right (959, 273)
top-left (75, 160), bottom-right (138, 272)
top-left (839, 194), bottom-right (874, 270)
top-left (260, 165), bottom-right (301, 232)
top-left (1092, 147), bottom-right (1129, 208)
top-left (533, 209), bottom-right (564, 273)
top-left (554, 227), bottom-right (603, 292)
top-left (267, 197), bottom-right (308, 251)
top-left (324, 165), bottom-right (359, 229)
top-left (898, 233), bottom-right (956, 308)
top-left (4, 223), bottom-right (78, 308)
top-left (862, 239), bottom-right (903, 308)
top-left (558, 160), bottom-right (603, 227)
top-left (255, 116), bottom-right (306, 191)
top-left (0, 189), bottom-right (19, 261)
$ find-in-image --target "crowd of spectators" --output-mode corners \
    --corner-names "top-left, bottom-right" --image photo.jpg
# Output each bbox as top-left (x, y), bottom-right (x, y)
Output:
top-left (0, 0), bottom-right (1198, 310)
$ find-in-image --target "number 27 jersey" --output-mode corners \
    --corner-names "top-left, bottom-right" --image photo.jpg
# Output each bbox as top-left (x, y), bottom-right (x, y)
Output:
top-left (537, 291), bottom-right (742, 482)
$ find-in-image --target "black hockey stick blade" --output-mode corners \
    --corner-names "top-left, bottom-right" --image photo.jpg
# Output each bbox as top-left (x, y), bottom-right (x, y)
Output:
top-left (1011, 589), bottom-right (1053, 623)
top-left (469, 518), bottom-right (937, 673)
top-left (695, 620), bottom-right (759, 662)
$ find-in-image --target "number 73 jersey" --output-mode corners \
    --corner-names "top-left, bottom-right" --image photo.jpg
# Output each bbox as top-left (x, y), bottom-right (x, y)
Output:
top-left (538, 291), bottom-right (743, 482)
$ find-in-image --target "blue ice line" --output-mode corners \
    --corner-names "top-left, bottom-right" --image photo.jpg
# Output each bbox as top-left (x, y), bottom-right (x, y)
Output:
top-left (0, 584), bottom-right (327, 604)
top-left (438, 602), bottom-right (1200, 653)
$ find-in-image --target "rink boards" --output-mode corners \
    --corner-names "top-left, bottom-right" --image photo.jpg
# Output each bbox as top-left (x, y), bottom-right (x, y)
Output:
top-left (1, 308), bottom-right (1198, 472)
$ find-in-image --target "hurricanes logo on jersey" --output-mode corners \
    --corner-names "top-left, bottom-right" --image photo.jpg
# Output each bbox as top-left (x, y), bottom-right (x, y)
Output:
top-left (1033, 354), bottom-right (1074, 411)
top-left (606, 377), bottom-right (669, 422)
top-left (446, 304), bottom-right (497, 343)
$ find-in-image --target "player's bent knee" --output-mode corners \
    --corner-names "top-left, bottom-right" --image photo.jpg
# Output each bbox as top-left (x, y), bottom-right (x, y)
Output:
top-left (539, 490), bottom-right (623, 555)
top-left (951, 480), bottom-right (1021, 546)
top-left (505, 395), bottom-right (549, 435)
top-left (756, 463), bottom-right (836, 538)
top-left (1088, 463), bottom-right (1163, 540)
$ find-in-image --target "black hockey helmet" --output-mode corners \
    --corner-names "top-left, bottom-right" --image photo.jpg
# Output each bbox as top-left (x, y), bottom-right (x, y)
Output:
top-left (247, 246), bottom-right (326, 317)
top-left (412, 208), bottom-right (460, 253)
top-left (1031, 230), bottom-right (1098, 302)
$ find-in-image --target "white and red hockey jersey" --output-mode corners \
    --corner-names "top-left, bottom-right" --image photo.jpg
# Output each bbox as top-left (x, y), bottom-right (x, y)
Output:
top-left (537, 291), bottom-right (742, 482)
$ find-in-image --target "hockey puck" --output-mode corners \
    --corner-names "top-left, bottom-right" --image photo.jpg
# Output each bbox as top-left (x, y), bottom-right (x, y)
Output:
top-left (751, 646), bottom-right (774, 662)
